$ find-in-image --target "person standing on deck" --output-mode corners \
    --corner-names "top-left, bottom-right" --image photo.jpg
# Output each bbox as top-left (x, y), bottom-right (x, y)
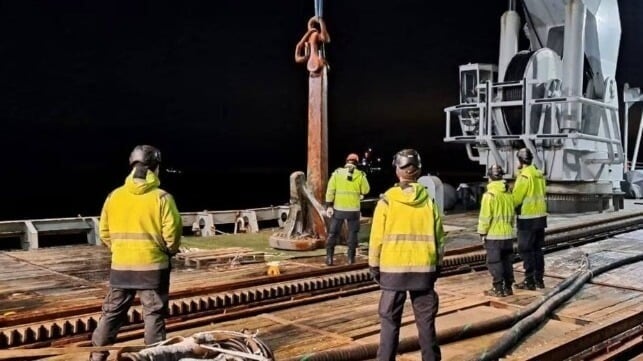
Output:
top-left (324, 153), bottom-right (370, 265)
top-left (369, 149), bottom-right (444, 361)
top-left (512, 148), bottom-right (548, 290)
top-left (90, 145), bottom-right (182, 361)
top-left (478, 164), bottom-right (516, 297)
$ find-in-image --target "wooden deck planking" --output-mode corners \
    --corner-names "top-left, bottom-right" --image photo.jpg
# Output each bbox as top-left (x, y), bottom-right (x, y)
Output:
top-left (0, 207), bottom-right (634, 318)
top-left (431, 318), bottom-right (582, 361)
top-left (198, 235), bottom-right (642, 360)
top-left (38, 275), bottom-right (643, 361)
top-left (505, 307), bottom-right (643, 360)
top-left (555, 285), bottom-right (638, 319)
top-left (0, 248), bottom-right (326, 316)
top-left (1, 211), bottom-right (641, 360)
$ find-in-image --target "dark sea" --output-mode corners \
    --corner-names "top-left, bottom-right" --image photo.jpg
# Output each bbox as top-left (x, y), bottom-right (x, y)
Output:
top-left (2, 166), bottom-right (481, 221)
top-left (3, 169), bottom-right (293, 220)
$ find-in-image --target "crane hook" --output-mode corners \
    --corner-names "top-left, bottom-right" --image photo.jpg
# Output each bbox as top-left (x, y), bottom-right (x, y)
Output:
top-left (294, 16), bottom-right (330, 74)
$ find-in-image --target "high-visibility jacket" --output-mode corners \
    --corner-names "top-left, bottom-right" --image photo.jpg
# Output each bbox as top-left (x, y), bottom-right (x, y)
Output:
top-left (100, 170), bottom-right (182, 289)
top-left (368, 182), bottom-right (445, 291)
top-left (325, 165), bottom-right (370, 212)
top-left (478, 180), bottom-right (515, 240)
top-left (512, 164), bottom-right (548, 230)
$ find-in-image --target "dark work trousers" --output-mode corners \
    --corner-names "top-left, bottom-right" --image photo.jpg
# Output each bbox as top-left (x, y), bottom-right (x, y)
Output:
top-left (326, 210), bottom-right (361, 256)
top-left (90, 287), bottom-right (169, 361)
top-left (517, 228), bottom-right (545, 282)
top-left (378, 289), bottom-right (441, 361)
top-left (485, 239), bottom-right (515, 286)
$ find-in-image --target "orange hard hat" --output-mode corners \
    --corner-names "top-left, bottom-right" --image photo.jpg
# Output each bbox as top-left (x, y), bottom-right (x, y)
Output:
top-left (346, 153), bottom-right (360, 162)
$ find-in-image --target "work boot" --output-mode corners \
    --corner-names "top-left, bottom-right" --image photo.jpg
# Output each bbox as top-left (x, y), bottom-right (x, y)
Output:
top-left (515, 278), bottom-right (536, 290)
top-left (535, 279), bottom-right (545, 289)
top-left (325, 249), bottom-right (334, 266)
top-left (484, 283), bottom-right (506, 297)
top-left (503, 282), bottom-right (514, 296)
top-left (347, 248), bottom-right (356, 264)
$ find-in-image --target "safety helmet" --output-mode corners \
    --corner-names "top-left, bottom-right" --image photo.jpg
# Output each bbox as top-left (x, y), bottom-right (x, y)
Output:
top-left (393, 149), bottom-right (422, 169)
top-left (346, 153), bottom-right (359, 163)
top-left (129, 145), bottom-right (162, 169)
top-left (487, 164), bottom-right (504, 181)
top-left (517, 148), bottom-right (533, 165)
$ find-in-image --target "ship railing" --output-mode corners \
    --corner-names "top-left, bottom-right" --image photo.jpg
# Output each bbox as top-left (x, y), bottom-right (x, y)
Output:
top-left (443, 79), bottom-right (623, 169)
top-left (0, 198), bottom-right (381, 250)
top-left (0, 206), bottom-right (288, 250)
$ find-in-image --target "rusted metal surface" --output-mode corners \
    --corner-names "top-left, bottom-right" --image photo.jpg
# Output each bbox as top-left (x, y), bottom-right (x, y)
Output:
top-left (9, 234), bottom-right (629, 348)
top-left (563, 325), bottom-right (643, 361)
top-left (296, 16), bottom-right (330, 239)
top-left (4, 208), bottom-right (643, 358)
top-left (600, 336), bottom-right (643, 361)
top-left (5, 209), bottom-right (643, 342)
top-left (228, 236), bottom-right (643, 361)
top-left (523, 311), bottom-right (643, 361)
top-left (0, 345), bottom-right (145, 360)
top-left (269, 172), bottom-right (327, 250)
top-left (0, 269), bottom-right (373, 348)
top-left (41, 233), bottom-right (636, 361)
top-left (0, 261), bottom-right (366, 330)
top-left (269, 17), bottom-right (331, 250)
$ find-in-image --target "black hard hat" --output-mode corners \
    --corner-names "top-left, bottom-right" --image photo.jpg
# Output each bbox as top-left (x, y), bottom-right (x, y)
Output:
top-left (393, 149), bottom-right (422, 169)
top-left (487, 164), bottom-right (504, 181)
top-left (517, 148), bottom-right (533, 164)
top-left (129, 145), bottom-right (162, 169)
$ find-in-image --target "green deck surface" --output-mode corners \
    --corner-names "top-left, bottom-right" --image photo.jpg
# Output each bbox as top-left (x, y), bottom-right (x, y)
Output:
top-left (181, 225), bottom-right (372, 261)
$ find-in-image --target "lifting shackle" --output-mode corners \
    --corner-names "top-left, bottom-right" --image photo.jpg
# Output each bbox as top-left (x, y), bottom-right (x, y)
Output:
top-left (294, 16), bottom-right (330, 75)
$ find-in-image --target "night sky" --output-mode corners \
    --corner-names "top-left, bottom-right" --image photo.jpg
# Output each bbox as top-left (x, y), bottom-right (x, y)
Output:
top-left (1, 1), bottom-right (642, 219)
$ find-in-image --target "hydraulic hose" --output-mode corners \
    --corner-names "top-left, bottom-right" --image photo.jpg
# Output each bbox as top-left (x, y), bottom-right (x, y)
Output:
top-left (472, 252), bottom-right (643, 361)
top-left (290, 252), bottom-right (643, 361)
top-left (288, 272), bottom-right (580, 361)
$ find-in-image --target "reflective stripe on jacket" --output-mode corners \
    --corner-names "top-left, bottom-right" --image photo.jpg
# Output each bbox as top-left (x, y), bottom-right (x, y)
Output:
top-left (325, 166), bottom-right (370, 211)
top-left (512, 164), bottom-right (547, 228)
top-left (100, 170), bottom-right (182, 289)
top-left (512, 165), bottom-right (547, 230)
top-left (478, 180), bottom-right (515, 240)
top-left (368, 183), bottom-right (445, 291)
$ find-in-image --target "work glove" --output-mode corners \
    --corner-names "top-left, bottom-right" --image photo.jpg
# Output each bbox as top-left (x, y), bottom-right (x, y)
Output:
top-left (480, 234), bottom-right (487, 243)
top-left (325, 207), bottom-right (334, 218)
top-left (370, 267), bottom-right (381, 285)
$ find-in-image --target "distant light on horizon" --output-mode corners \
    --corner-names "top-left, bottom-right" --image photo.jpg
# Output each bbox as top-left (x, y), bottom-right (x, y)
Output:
top-left (165, 168), bottom-right (183, 174)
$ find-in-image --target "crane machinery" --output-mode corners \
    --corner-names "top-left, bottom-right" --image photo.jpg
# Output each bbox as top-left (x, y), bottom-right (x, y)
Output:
top-left (443, 0), bottom-right (627, 213)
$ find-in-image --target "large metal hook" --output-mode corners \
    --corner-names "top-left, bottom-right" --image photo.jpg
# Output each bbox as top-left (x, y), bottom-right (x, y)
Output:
top-left (294, 16), bottom-right (330, 74)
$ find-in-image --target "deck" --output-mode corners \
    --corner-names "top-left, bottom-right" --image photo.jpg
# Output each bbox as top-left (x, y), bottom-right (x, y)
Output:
top-left (0, 201), bottom-right (641, 360)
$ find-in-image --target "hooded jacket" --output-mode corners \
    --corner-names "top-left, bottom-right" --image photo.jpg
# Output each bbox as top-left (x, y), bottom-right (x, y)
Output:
top-left (325, 164), bottom-right (370, 212)
top-left (512, 164), bottom-right (548, 230)
top-left (99, 170), bottom-right (182, 289)
top-left (368, 182), bottom-right (445, 290)
top-left (478, 180), bottom-right (515, 240)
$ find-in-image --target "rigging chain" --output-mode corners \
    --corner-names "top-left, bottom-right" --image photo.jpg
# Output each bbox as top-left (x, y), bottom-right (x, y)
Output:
top-left (294, 16), bottom-right (330, 74)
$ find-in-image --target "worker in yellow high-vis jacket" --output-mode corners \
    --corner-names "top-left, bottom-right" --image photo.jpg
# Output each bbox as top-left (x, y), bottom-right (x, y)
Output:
top-left (369, 149), bottom-right (444, 361)
top-left (90, 145), bottom-right (182, 361)
top-left (512, 148), bottom-right (548, 290)
top-left (324, 153), bottom-right (370, 265)
top-left (478, 164), bottom-right (515, 297)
